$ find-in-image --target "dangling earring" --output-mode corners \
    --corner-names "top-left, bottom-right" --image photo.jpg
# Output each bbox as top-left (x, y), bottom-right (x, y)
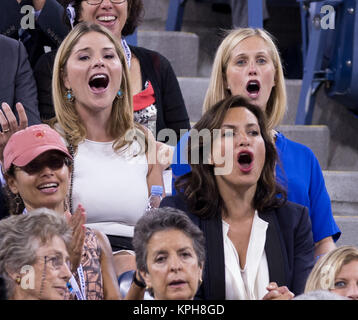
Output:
top-left (63, 196), bottom-right (69, 213)
top-left (117, 90), bottom-right (123, 99)
top-left (65, 89), bottom-right (75, 102)
top-left (15, 276), bottom-right (21, 285)
top-left (14, 193), bottom-right (23, 214)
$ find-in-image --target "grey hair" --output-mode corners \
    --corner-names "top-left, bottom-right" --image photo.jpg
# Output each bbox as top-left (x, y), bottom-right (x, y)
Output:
top-left (133, 207), bottom-right (206, 274)
top-left (294, 290), bottom-right (349, 300)
top-left (0, 208), bottom-right (71, 299)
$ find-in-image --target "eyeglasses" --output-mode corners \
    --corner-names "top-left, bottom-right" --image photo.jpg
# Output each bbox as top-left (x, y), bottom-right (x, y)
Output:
top-left (43, 253), bottom-right (71, 271)
top-left (83, 0), bottom-right (126, 5)
top-left (15, 153), bottom-right (72, 175)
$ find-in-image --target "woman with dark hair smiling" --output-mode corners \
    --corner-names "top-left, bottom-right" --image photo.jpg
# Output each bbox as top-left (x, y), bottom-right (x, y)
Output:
top-left (161, 95), bottom-right (315, 300)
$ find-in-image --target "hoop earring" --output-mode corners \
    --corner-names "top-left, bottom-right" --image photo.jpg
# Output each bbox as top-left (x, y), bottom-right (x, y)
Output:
top-left (199, 277), bottom-right (203, 286)
top-left (65, 89), bottom-right (75, 102)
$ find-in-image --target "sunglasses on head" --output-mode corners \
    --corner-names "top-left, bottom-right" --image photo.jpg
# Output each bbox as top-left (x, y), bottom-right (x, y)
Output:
top-left (14, 152), bottom-right (72, 175)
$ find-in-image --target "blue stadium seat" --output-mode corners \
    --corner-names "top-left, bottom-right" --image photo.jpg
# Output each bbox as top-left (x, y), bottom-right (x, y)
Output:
top-left (117, 270), bottom-right (153, 300)
top-left (296, 0), bottom-right (358, 124)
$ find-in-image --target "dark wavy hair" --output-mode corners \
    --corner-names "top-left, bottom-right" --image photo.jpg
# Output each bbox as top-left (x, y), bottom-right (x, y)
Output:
top-left (61, 0), bottom-right (144, 36)
top-left (175, 95), bottom-right (286, 219)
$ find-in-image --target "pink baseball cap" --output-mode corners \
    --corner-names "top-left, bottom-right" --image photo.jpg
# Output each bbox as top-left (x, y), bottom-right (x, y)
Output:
top-left (3, 124), bottom-right (72, 172)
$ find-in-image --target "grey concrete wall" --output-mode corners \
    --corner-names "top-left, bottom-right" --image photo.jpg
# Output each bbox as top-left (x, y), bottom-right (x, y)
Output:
top-left (312, 87), bottom-right (358, 171)
top-left (138, 31), bottom-right (199, 77)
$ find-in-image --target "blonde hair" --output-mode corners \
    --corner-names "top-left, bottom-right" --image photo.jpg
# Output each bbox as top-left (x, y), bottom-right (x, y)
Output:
top-left (305, 246), bottom-right (358, 293)
top-left (52, 22), bottom-right (143, 152)
top-left (202, 28), bottom-right (286, 131)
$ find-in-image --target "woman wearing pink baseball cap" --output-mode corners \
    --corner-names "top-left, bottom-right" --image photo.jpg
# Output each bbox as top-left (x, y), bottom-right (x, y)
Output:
top-left (2, 124), bottom-right (121, 300)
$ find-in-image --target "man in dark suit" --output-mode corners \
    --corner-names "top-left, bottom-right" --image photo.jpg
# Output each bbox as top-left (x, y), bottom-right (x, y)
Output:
top-left (0, 34), bottom-right (41, 126)
top-left (0, 0), bottom-right (69, 67)
top-left (0, 34), bottom-right (41, 220)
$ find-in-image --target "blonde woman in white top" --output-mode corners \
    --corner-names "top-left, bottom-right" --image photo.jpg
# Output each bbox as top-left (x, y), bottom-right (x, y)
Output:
top-left (0, 22), bottom-right (165, 277)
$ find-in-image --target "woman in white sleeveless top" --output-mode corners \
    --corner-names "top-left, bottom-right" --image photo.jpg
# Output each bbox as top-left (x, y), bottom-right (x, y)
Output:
top-left (0, 22), bottom-right (164, 278)
top-left (52, 23), bottom-right (165, 276)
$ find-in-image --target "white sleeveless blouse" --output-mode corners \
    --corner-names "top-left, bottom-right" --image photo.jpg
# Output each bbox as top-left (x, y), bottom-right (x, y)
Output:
top-left (72, 139), bottom-right (148, 237)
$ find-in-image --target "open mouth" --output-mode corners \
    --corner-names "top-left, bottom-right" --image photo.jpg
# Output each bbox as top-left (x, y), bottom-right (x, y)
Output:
top-left (246, 80), bottom-right (260, 97)
top-left (237, 151), bottom-right (253, 171)
top-left (89, 74), bottom-right (109, 92)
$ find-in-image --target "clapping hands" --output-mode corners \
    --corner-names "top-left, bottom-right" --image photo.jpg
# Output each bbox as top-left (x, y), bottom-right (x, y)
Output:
top-left (64, 204), bottom-right (87, 273)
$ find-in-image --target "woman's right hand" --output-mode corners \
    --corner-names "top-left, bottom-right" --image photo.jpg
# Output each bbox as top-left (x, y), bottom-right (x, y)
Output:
top-left (65, 204), bottom-right (87, 273)
top-left (0, 102), bottom-right (28, 163)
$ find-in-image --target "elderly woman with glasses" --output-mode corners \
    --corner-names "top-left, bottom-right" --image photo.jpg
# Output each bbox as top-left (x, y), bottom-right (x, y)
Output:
top-left (0, 208), bottom-right (72, 300)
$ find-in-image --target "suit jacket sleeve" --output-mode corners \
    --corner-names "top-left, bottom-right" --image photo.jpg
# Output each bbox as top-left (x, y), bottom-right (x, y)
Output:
top-left (15, 39), bottom-right (41, 125)
top-left (291, 205), bottom-right (315, 294)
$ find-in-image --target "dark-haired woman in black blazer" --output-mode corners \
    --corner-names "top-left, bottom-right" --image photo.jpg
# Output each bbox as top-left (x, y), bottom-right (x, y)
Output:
top-left (161, 95), bottom-right (315, 300)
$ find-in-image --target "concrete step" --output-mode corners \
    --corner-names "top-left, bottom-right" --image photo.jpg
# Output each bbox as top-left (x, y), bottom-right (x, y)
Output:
top-left (323, 171), bottom-right (358, 216)
top-left (141, 0), bottom-right (231, 77)
top-left (137, 31), bottom-right (199, 77)
top-left (313, 87), bottom-right (358, 172)
top-left (141, 0), bottom-right (168, 23)
top-left (277, 125), bottom-right (329, 170)
top-left (335, 216), bottom-right (358, 247)
top-left (177, 77), bottom-right (209, 122)
top-left (282, 79), bottom-right (301, 125)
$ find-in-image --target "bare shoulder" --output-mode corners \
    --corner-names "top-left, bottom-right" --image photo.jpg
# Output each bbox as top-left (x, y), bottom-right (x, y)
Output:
top-left (92, 229), bottom-right (112, 254)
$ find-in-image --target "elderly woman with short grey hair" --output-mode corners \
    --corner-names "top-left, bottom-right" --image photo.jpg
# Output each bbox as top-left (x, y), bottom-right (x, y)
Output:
top-left (0, 208), bottom-right (72, 300)
top-left (132, 207), bottom-right (205, 300)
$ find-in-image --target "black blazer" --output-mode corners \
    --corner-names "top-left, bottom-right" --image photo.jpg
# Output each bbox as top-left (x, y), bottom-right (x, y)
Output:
top-left (160, 194), bottom-right (315, 300)
top-left (0, 0), bottom-right (68, 67)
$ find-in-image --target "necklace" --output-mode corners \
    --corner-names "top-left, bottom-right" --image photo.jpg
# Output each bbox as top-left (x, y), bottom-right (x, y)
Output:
top-left (68, 143), bottom-right (75, 214)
